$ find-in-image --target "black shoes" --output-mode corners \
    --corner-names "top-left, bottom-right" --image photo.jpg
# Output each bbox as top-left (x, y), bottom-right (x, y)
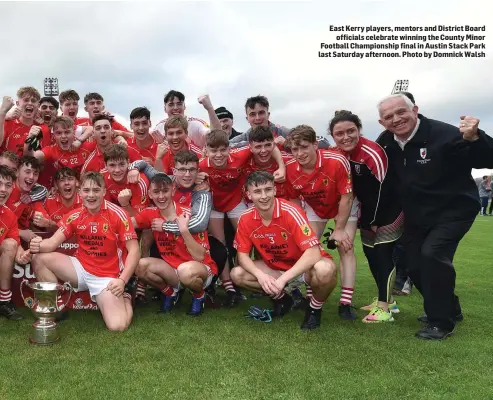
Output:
top-left (301, 307), bottom-right (322, 330)
top-left (271, 294), bottom-right (294, 318)
top-left (338, 303), bottom-right (357, 320)
top-left (415, 324), bottom-right (454, 340)
top-left (417, 313), bottom-right (464, 324)
top-left (0, 301), bottom-right (23, 321)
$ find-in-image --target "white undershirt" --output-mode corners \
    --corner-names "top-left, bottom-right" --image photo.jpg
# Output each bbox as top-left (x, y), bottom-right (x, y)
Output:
top-left (394, 119), bottom-right (420, 150)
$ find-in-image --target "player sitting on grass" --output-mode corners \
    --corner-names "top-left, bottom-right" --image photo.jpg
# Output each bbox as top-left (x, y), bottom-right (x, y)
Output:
top-left (231, 171), bottom-right (337, 330)
top-left (131, 173), bottom-right (218, 316)
top-left (23, 171), bottom-right (140, 331)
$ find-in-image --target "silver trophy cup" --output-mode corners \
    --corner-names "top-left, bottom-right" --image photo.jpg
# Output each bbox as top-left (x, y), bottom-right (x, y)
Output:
top-left (21, 280), bottom-right (73, 345)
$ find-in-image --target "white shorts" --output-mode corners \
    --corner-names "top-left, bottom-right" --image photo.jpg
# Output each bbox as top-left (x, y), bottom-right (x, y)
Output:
top-left (210, 201), bottom-right (248, 220)
top-left (70, 257), bottom-right (113, 302)
top-left (305, 197), bottom-right (360, 223)
top-left (175, 264), bottom-right (215, 290)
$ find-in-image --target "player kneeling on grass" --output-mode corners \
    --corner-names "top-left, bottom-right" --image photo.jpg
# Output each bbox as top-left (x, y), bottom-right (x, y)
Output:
top-left (22, 171), bottom-right (140, 332)
top-left (132, 174), bottom-right (218, 316)
top-left (231, 171), bottom-right (337, 330)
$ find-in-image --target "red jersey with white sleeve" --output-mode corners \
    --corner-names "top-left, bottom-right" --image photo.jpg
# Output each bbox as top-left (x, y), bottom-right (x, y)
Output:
top-left (6, 185), bottom-right (50, 230)
top-left (134, 203), bottom-right (218, 274)
top-left (160, 142), bottom-right (204, 175)
top-left (41, 143), bottom-right (93, 176)
top-left (0, 205), bottom-right (20, 245)
top-left (234, 198), bottom-right (330, 271)
top-left (1, 120), bottom-right (52, 156)
top-left (80, 144), bottom-right (141, 174)
top-left (44, 193), bottom-right (82, 223)
top-left (153, 116), bottom-right (209, 149)
top-left (126, 136), bottom-right (159, 164)
top-left (58, 201), bottom-right (137, 278)
top-left (286, 149), bottom-right (353, 219)
top-left (242, 152), bottom-right (294, 201)
top-left (198, 146), bottom-right (252, 212)
top-left (102, 171), bottom-right (149, 213)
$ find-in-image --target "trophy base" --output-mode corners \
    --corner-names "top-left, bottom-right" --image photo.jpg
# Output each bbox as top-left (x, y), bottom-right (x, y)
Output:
top-left (29, 320), bottom-right (60, 345)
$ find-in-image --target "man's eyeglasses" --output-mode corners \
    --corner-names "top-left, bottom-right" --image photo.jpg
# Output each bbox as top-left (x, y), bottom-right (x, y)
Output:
top-left (173, 167), bottom-right (198, 175)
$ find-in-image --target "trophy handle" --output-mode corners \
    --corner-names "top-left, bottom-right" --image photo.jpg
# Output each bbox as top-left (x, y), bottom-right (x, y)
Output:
top-left (57, 282), bottom-right (73, 312)
top-left (20, 279), bottom-right (32, 308)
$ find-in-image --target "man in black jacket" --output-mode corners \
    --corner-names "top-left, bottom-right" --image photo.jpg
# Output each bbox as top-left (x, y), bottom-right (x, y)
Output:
top-left (376, 93), bottom-right (493, 340)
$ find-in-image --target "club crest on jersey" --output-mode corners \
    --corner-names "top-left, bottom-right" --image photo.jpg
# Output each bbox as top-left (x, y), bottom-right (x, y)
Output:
top-left (123, 219), bottom-right (129, 231)
top-left (300, 224), bottom-right (312, 236)
top-left (141, 196), bottom-right (146, 204)
top-left (354, 165), bottom-right (361, 175)
top-left (420, 148), bottom-right (427, 159)
top-left (179, 195), bottom-right (187, 204)
top-left (0, 228), bottom-right (4, 236)
top-left (66, 215), bottom-right (75, 224)
top-left (322, 178), bottom-right (328, 186)
top-left (281, 231), bottom-right (288, 241)
top-left (198, 232), bottom-right (205, 241)
top-left (103, 223), bottom-right (108, 233)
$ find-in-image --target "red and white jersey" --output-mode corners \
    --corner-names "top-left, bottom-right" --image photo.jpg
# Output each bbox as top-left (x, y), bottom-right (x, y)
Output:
top-left (198, 146), bottom-right (252, 212)
top-left (173, 186), bottom-right (193, 207)
top-left (41, 143), bottom-right (93, 176)
top-left (1, 119), bottom-right (52, 156)
top-left (58, 201), bottom-right (137, 278)
top-left (0, 204), bottom-right (20, 245)
top-left (126, 136), bottom-right (159, 164)
top-left (160, 142), bottom-right (204, 175)
top-left (234, 198), bottom-right (330, 271)
top-left (153, 116), bottom-right (209, 149)
top-left (102, 171), bottom-right (149, 213)
top-left (242, 152), bottom-right (294, 202)
top-left (6, 185), bottom-right (50, 230)
top-left (134, 203), bottom-right (218, 274)
top-left (43, 193), bottom-right (82, 223)
top-left (286, 149), bottom-right (352, 220)
top-left (80, 143), bottom-right (141, 174)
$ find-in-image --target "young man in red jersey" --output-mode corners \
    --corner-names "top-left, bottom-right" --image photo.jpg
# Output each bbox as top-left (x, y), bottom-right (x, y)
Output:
top-left (153, 91), bottom-right (221, 149)
top-left (132, 173), bottom-right (218, 316)
top-left (154, 116), bottom-right (203, 174)
top-left (199, 129), bottom-right (286, 306)
top-left (82, 92), bottom-right (130, 133)
top-left (0, 89), bottom-right (52, 156)
top-left (0, 165), bottom-right (25, 320)
top-left (24, 171), bottom-right (140, 331)
top-left (37, 97), bottom-right (59, 128)
top-left (6, 156), bottom-right (50, 243)
top-left (24, 116), bottom-right (94, 180)
top-left (102, 144), bottom-right (149, 216)
top-left (127, 107), bottom-right (161, 165)
top-left (285, 125), bottom-right (358, 320)
top-left (42, 167), bottom-right (81, 230)
top-left (232, 171), bottom-right (337, 330)
top-left (81, 115), bottom-right (141, 174)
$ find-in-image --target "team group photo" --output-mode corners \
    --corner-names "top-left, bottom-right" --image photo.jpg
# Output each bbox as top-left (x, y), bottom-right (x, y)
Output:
top-left (0, 1), bottom-right (491, 399)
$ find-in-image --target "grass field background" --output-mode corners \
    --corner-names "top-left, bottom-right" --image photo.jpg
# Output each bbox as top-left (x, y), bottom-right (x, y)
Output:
top-left (0, 217), bottom-right (491, 400)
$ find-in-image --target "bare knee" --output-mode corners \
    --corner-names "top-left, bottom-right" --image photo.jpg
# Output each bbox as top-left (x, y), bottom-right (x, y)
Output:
top-left (230, 266), bottom-right (247, 286)
top-left (0, 239), bottom-right (18, 255)
top-left (135, 259), bottom-right (149, 279)
top-left (313, 259), bottom-right (337, 285)
top-left (105, 316), bottom-right (130, 332)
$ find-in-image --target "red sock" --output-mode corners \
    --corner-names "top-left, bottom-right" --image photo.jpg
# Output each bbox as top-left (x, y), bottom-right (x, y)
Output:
top-left (160, 285), bottom-right (175, 296)
top-left (0, 289), bottom-right (12, 302)
top-left (306, 285), bottom-right (313, 300)
top-left (340, 287), bottom-right (354, 305)
top-left (222, 279), bottom-right (235, 293)
top-left (192, 290), bottom-right (205, 300)
top-left (310, 295), bottom-right (324, 310)
top-left (136, 281), bottom-right (146, 297)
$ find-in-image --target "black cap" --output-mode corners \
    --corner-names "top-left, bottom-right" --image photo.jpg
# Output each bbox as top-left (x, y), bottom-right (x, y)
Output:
top-left (215, 107), bottom-right (233, 120)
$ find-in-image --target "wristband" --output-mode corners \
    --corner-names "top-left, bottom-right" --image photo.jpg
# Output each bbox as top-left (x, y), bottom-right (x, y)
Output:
top-left (118, 277), bottom-right (126, 285)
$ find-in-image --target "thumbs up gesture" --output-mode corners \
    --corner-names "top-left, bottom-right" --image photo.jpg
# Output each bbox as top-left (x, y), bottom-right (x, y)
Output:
top-left (459, 116), bottom-right (480, 141)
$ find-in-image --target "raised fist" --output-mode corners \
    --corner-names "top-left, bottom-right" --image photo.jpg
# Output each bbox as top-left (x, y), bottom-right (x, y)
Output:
top-left (0, 96), bottom-right (15, 115)
top-left (459, 116), bottom-right (480, 141)
top-left (118, 188), bottom-right (132, 207)
top-left (197, 95), bottom-right (213, 111)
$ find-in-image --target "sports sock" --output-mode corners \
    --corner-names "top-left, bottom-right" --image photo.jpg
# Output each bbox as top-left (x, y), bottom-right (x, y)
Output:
top-left (160, 285), bottom-right (175, 297)
top-left (306, 285), bottom-right (313, 300)
top-left (339, 286), bottom-right (354, 305)
top-left (136, 281), bottom-right (146, 297)
top-left (310, 295), bottom-right (324, 310)
top-left (222, 279), bottom-right (235, 293)
top-left (192, 290), bottom-right (205, 300)
top-left (0, 289), bottom-right (12, 302)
